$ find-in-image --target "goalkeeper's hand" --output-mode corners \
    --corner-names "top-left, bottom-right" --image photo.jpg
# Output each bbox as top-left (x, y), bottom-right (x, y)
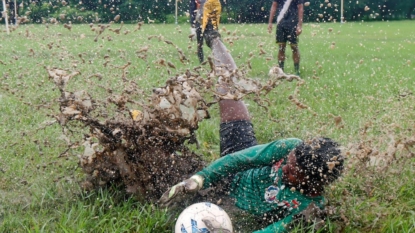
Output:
top-left (158, 175), bottom-right (204, 207)
top-left (201, 0), bottom-right (222, 32)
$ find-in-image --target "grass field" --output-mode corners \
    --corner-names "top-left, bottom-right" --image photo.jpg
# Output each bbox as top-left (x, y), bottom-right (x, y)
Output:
top-left (1, 20), bottom-right (415, 232)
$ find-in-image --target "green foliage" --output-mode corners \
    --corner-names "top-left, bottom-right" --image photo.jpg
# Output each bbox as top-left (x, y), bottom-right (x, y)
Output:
top-left (165, 14), bottom-right (189, 24)
top-left (303, 0), bottom-right (415, 23)
top-left (26, 2), bottom-right (56, 24)
top-left (2, 0), bottom-right (413, 25)
top-left (50, 7), bottom-right (97, 24)
top-left (225, 0), bottom-right (270, 23)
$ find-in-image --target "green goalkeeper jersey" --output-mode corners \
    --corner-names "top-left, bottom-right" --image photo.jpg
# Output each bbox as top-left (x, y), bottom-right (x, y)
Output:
top-left (196, 138), bottom-right (325, 233)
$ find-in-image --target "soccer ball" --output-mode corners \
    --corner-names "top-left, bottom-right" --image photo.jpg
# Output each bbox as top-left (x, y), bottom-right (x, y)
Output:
top-left (175, 202), bottom-right (233, 233)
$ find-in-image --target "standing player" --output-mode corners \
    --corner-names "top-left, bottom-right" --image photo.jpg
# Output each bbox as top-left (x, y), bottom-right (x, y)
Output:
top-left (199, 0), bottom-right (221, 33)
top-left (268, 0), bottom-right (304, 76)
top-left (189, 0), bottom-right (204, 63)
top-left (189, 0), bottom-right (222, 63)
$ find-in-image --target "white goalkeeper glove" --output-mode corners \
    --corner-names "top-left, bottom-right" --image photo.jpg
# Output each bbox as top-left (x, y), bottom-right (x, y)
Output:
top-left (158, 175), bottom-right (204, 207)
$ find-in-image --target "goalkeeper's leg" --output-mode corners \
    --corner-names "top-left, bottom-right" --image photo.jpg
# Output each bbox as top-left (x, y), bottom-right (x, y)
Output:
top-left (203, 22), bottom-right (236, 73)
top-left (202, 18), bottom-right (256, 156)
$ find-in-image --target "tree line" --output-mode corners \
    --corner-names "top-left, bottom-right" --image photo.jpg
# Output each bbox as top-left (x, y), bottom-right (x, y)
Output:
top-left (1, 0), bottom-right (414, 24)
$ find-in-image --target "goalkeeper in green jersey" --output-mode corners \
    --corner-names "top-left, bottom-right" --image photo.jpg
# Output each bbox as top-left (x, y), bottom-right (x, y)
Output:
top-left (159, 21), bottom-right (344, 233)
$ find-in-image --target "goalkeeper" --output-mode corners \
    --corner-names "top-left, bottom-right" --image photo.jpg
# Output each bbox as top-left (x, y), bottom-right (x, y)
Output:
top-left (159, 18), bottom-right (344, 233)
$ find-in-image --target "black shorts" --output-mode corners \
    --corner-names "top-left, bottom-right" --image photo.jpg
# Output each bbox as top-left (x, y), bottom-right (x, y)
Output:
top-left (276, 24), bottom-right (298, 44)
top-left (196, 120), bottom-right (257, 197)
top-left (220, 120), bottom-right (257, 156)
top-left (190, 121), bottom-right (257, 216)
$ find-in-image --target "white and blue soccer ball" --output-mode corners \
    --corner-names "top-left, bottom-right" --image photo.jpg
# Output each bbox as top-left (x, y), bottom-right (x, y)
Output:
top-left (175, 202), bottom-right (233, 233)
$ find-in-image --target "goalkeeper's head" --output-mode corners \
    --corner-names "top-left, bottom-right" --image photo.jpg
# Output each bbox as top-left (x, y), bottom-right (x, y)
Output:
top-left (282, 137), bottom-right (344, 195)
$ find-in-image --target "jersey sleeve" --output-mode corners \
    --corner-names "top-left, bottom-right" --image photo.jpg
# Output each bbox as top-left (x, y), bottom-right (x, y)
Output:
top-left (196, 138), bottom-right (302, 189)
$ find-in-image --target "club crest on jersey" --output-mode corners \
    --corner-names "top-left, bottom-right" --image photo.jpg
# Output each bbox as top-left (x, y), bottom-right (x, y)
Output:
top-left (264, 185), bottom-right (280, 203)
top-left (270, 159), bottom-right (284, 183)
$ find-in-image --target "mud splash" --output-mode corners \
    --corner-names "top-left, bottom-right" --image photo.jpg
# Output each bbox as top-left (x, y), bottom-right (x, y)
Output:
top-left (46, 64), bottom-right (300, 202)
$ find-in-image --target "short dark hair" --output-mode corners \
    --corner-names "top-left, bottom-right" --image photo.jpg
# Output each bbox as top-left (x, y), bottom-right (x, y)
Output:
top-left (294, 137), bottom-right (344, 193)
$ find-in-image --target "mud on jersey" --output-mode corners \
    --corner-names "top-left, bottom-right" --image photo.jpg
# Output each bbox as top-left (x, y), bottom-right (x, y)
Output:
top-left (196, 138), bottom-right (325, 233)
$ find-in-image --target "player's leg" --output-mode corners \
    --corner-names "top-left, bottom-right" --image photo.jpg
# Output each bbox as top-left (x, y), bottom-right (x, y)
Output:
top-left (196, 22), bottom-right (204, 63)
top-left (278, 43), bottom-right (287, 71)
top-left (218, 100), bottom-right (257, 156)
top-left (204, 26), bottom-right (257, 156)
top-left (290, 43), bottom-right (300, 76)
top-left (288, 26), bottom-right (300, 76)
top-left (276, 26), bottom-right (288, 71)
top-left (210, 33), bottom-right (237, 73)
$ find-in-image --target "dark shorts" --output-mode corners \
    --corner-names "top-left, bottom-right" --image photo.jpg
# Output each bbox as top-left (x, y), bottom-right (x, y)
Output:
top-left (191, 120), bottom-right (258, 221)
top-left (220, 120), bottom-right (258, 156)
top-left (276, 24), bottom-right (298, 44)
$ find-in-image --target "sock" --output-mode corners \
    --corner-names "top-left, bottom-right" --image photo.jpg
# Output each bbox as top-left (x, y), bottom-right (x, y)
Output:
top-left (197, 49), bottom-right (204, 63)
top-left (278, 61), bottom-right (284, 71)
top-left (294, 63), bottom-right (300, 74)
